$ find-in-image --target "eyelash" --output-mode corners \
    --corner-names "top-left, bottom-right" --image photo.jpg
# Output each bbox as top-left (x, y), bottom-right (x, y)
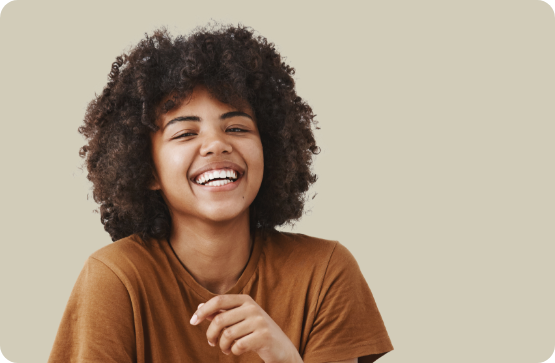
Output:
top-left (175, 128), bottom-right (247, 139)
top-left (227, 127), bottom-right (248, 133)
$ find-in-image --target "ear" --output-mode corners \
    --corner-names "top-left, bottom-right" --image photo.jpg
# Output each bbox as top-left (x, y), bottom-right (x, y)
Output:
top-left (149, 169), bottom-right (161, 191)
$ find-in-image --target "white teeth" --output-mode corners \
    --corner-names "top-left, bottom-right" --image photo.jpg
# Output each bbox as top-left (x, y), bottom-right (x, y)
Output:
top-left (195, 168), bottom-right (240, 184)
top-left (204, 179), bottom-right (232, 187)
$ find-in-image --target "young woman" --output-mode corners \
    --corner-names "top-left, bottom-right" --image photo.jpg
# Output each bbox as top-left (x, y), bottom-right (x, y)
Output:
top-left (48, 24), bottom-right (394, 363)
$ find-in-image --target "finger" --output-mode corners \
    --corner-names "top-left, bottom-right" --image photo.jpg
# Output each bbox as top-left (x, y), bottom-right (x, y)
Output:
top-left (218, 319), bottom-right (254, 355)
top-left (206, 307), bottom-right (247, 347)
top-left (191, 294), bottom-right (251, 326)
top-left (230, 331), bottom-right (256, 356)
top-left (206, 309), bottom-right (227, 322)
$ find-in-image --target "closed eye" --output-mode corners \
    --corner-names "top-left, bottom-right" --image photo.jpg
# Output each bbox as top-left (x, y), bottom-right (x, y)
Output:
top-left (174, 128), bottom-right (247, 139)
top-left (175, 132), bottom-right (197, 139)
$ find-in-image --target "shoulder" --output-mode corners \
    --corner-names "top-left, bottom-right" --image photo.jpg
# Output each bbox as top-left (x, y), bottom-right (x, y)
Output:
top-left (263, 230), bottom-right (337, 258)
top-left (264, 230), bottom-right (338, 249)
top-left (264, 232), bottom-right (366, 287)
top-left (90, 234), bottom-right (150, 259)
top-left (261, 231), bottom-right (358, 276)
top-left (90, 234), bottom-right (147, 265)
top-left (264, 230), bottom-right (353, 262)
top-left (88, 234), bottom-right (165, 288)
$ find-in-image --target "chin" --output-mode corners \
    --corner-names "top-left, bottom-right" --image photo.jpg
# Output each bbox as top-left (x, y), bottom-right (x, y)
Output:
top-left (200, 205), bottom-right (249, 224)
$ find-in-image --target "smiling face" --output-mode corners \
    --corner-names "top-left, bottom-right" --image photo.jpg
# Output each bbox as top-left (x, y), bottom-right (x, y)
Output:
top-left (149, 86), bottom-right (264, 226)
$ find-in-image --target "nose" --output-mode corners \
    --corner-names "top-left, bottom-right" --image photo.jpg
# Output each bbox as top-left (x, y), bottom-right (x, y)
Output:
top-left (199, 130), bottom-right (233, 156)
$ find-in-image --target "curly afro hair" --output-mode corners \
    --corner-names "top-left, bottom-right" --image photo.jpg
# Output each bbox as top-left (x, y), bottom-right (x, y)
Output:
top-left (78, 23), bottom-right (320, 243)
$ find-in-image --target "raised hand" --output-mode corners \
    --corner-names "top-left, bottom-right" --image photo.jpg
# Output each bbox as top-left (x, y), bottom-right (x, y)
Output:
top-left (190, 294), bottom-right (302, 363)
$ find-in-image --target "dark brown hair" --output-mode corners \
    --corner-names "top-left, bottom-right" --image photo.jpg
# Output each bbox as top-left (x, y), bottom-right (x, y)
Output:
top-left (78, 23), bottom-right (319, 243)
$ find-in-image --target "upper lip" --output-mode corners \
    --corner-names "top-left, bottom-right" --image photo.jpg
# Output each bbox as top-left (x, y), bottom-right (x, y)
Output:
top-left (189, 161), bottom-right (245, 182)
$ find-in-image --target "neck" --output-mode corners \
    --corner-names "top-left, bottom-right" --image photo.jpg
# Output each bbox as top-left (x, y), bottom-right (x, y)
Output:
top-left (168, 210), bottom-right (253, 295)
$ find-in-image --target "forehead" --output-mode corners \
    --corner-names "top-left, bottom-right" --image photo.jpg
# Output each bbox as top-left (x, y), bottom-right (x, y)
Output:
top-left (155, 86), bottom-right (258, 133)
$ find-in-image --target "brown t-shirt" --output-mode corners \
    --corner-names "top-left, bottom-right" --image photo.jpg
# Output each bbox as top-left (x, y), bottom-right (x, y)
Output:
top-left (48, 231), bottom-right (393, 363)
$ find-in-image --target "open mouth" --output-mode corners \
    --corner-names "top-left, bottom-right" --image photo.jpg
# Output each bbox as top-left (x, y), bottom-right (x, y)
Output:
top-left (194, 168), bottom-right (241, 187)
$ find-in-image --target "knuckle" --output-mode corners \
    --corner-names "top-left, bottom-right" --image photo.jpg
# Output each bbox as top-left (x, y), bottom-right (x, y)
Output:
top-left (213, 315), bottom-right (223, 326)
top-left (235, 339), bottom-right (245, 350)
top-left (223, 327), bottom-right (233, 338)
top-left (260, 327), bottom-right (270, 339)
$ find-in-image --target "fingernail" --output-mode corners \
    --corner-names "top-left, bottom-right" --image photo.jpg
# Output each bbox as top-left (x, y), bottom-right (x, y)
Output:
top-left (190, 314), bottom-right (198, 325)
top-left (208, 340), bottom-right (215, 347)
top-left (223, 350), bottom-right (230, 355)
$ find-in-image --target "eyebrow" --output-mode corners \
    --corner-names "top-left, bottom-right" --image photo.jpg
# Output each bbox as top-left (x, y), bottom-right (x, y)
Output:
top-left (163, 111), bottom-right (253, 131)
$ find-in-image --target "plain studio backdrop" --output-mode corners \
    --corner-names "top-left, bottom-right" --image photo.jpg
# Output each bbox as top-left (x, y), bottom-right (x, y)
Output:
top-left (1, 0), bottom-right (554, 362)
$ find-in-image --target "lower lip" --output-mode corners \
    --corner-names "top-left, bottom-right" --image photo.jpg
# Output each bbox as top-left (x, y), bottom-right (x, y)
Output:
top-left (192, 175), bottom-right (243, 192)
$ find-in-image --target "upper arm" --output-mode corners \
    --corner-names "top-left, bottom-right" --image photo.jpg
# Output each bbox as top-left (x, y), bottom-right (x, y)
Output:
top-left (326, 352), bottom-right (389, 363)
top-left (48, 257), bottom-right (136, 363)
top-left (358, 352), bottom-right (389, 363)
top-left (302, 242), bottom-right (393, 363)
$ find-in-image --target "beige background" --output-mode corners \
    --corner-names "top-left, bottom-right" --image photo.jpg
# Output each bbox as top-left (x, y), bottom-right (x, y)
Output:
top-left (1, 0), bottom-right (554, 362)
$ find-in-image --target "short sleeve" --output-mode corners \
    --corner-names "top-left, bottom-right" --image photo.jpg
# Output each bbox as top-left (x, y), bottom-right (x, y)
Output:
top-left (302, 242), bottom-right (394, 363)
top-left (47, 257), bottom-right (136, 363)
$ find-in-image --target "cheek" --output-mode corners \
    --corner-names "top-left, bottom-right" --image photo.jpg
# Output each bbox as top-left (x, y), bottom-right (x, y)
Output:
top-left (249, 140), bottom-right (264, 178)
top-left (169, 151), bottom-right (185, 172)
top-left (157, 145), bottom-right (193, 184)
